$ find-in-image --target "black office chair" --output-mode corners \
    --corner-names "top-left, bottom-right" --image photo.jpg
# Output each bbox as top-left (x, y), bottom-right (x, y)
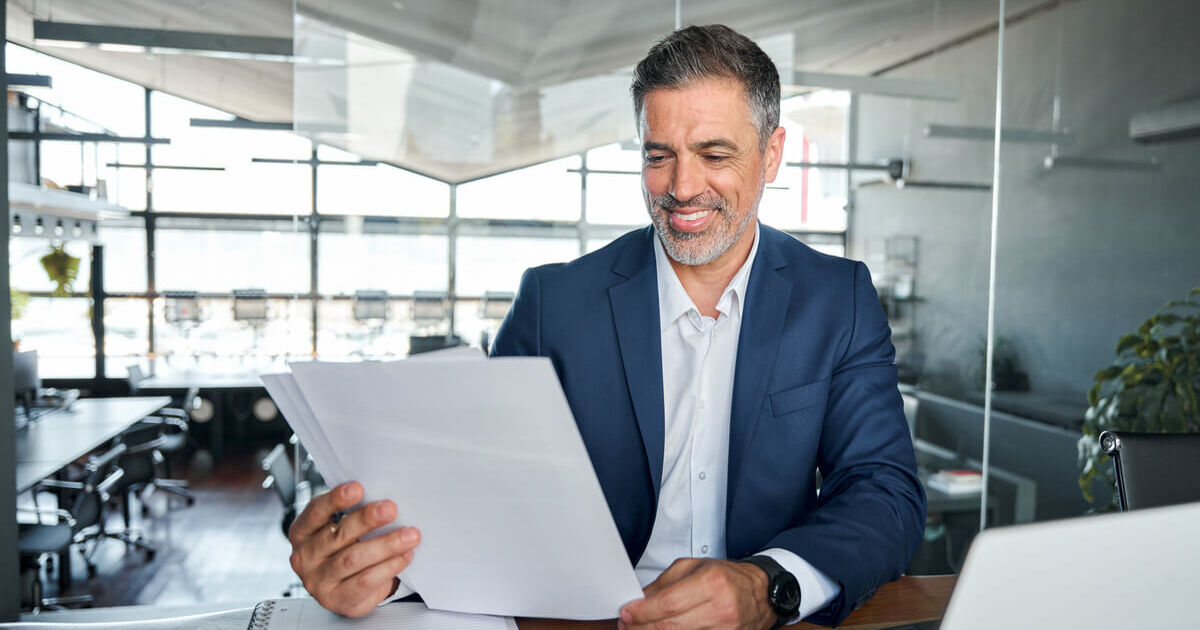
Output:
top-left (1100, 430), bottom-right (1200, 511)
top-left (116, 408), bottom-right (197, 516)
top-left (19, 443), bottom-right (143, 611)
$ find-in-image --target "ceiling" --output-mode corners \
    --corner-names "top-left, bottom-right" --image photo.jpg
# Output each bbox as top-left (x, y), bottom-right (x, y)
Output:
top-left (5, 0), bottom-right (1047, 183)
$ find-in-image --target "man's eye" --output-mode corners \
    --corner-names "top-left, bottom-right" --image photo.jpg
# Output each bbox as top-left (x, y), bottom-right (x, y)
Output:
top-left (704, 154), bottom-right (729, 162)
top-left (644, 155), bottom-right (667, 165)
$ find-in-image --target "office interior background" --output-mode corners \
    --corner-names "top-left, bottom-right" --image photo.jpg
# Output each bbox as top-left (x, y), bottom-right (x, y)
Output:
top-left (2, 0), bottom-right (1198, 619)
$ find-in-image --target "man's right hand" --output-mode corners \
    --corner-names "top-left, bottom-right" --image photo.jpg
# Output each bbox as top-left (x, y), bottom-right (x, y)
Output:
top-left (288, 481), bottom-right (421, 617)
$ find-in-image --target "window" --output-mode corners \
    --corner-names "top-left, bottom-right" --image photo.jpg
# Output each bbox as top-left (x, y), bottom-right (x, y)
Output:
top-left (155, 220), bottom-right (310, 293)
top-left (319, 232), bottom-right (448, 295)
top-left (457, 156), bottom-right (582, 221)
top-left (317, 161), bottom-right (449, 218)
top-left (455, 236), bottom-right (579, 296)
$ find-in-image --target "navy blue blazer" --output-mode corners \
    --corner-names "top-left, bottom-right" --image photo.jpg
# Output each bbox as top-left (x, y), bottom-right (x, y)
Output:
top-left (491, 224), bottom-right (926, 625)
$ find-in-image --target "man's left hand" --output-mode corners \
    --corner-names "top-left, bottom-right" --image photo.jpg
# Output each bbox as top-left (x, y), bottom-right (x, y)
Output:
top-left (619, 558), bottom-right (777, 630)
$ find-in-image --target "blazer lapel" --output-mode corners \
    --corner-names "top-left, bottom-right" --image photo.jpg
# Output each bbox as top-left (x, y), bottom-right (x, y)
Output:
top-left (727, 230), bottom-right (791, 508)
top-left (608, 228), bottom-right (666, 495)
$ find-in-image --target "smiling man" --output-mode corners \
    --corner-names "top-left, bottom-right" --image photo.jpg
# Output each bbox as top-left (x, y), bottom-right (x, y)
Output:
top-left (287, 24), bottom-right (925, 629)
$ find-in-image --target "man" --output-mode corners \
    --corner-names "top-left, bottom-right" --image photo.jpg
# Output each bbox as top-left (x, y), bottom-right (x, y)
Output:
top-left (287, 24), bottom-right (925, 628)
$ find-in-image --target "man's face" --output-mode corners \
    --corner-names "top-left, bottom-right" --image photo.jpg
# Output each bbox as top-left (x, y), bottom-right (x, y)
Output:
top-left (639, 77), bottom-right (785, 267)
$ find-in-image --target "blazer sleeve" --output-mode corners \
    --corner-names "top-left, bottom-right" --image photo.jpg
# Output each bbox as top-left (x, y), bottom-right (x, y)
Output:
top-left (762, 261), bottom-right (927, 626)
top-left (490, 267), bottom-right (542, 358)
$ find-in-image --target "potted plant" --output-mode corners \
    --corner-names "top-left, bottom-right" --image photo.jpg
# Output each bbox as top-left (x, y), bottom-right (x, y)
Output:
top-left (1078, 288), bottom-right (1200, 511)
top-left (40, 243), bottom-right (80, 297)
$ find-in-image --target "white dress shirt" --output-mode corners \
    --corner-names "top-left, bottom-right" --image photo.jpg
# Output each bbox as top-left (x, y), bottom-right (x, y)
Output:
top-left (634, 224), bottom-right (840, 621)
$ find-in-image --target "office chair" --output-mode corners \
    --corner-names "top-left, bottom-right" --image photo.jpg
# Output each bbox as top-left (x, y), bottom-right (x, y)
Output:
top-left (19, 443), bottom-right (144, 611)
top-left (117, 407), bottom-right (197, 517)
top-left (262, 443), bottom-right (299, 537)
top-left (1100, 430), bottom-right (1200, 511)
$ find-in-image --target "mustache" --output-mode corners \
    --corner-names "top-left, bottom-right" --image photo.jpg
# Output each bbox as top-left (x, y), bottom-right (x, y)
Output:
top-left (651, 193), bottom-right (728, 213)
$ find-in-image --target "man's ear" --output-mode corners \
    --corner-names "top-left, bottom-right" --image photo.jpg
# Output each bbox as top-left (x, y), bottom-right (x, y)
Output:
top-left (762, 126), bottom-right (786, 183)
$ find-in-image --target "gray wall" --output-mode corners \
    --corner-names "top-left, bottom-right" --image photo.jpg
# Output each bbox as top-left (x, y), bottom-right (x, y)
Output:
top-left (851, 0), bottom-right (1200, 400)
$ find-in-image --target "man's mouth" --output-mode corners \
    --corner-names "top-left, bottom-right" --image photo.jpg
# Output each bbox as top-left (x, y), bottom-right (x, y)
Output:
top-left (667, 207), bottom-right (717, 233)
top-left (673, 209), bottom-right (712, 221)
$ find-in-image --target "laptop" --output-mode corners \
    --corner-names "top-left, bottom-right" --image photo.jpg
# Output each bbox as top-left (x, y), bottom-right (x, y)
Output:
top-left (939, 501), bottom-right (1200, 629)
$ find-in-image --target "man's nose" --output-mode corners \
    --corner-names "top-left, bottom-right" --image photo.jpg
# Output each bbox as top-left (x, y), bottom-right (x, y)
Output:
top-left (670, 156), bottom-right (706, 202)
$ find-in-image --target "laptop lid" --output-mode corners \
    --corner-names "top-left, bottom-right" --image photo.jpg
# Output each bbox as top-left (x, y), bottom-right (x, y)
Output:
top-left (940, 502), bottom-right (1200, 629)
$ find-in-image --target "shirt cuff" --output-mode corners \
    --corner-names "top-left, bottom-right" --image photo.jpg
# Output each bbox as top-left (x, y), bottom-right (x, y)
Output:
top-left (377, 575), bottom-right (416, 605)
top-left (756, 548), bottom-right (841, 623)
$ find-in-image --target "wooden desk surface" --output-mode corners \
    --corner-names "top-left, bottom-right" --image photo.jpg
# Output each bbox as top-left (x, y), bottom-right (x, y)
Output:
top-left (517, 575), bottom-right (955, 630)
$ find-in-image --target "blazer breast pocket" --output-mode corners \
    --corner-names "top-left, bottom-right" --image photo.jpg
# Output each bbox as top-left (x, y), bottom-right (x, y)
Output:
top-left (769, 379), bottom-right (830, 419)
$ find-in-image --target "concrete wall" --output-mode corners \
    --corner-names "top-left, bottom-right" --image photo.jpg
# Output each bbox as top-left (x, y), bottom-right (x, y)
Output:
top-left (851, 0), bottom-right (1200, 400)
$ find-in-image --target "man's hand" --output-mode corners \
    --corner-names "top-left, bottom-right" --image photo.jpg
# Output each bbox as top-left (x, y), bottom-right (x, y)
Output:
top-left (619, 558), bottom-right (777, 630)
top-left (288, 481), bottom-right (421, 617)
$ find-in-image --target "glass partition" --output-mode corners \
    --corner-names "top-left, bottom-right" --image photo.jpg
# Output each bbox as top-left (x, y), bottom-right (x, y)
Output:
top-left (991, 0), bottom-right (1200, 523)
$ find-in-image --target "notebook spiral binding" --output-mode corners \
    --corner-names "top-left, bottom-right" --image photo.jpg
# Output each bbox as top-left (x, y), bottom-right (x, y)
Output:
top-left (248, 599), bottom-right (277, 629)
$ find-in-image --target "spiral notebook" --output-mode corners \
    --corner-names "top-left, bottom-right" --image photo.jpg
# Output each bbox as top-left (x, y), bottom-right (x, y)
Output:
top-left (248, 598), bottom-right (518, 630)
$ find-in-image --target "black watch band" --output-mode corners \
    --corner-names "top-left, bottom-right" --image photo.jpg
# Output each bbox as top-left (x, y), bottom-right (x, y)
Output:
top-left (738, 555), bottom-right (802, 628)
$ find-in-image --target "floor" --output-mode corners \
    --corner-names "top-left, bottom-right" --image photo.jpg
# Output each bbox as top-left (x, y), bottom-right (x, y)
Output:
top-left (28, 445), bottom-right (301, 609)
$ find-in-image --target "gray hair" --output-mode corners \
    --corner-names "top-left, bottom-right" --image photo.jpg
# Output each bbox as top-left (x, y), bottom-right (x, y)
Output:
top-left (631, 24), bottom-right (781, 151)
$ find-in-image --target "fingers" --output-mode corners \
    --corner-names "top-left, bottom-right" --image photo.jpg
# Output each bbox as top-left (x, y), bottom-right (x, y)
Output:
top-left (289, 482), bottom-right (364, 543)
top-left (642, 558), bottom-right (699, 597)
top-left (329, 550), bottom-right (417, 618)
top-left (326, 499), bottom-right (398, 550)
top-left (622, 571), bottom-right (712, 629)
top-left (325, 526), bottom-right (421, 582)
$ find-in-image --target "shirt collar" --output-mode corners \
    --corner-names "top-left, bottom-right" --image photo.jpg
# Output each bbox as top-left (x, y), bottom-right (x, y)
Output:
top-left (654, 222), bottom-right (761, 332)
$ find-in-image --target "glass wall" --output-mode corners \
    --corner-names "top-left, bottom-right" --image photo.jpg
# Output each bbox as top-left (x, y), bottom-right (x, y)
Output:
top-left (990, 0), bottom-right (1200, 524)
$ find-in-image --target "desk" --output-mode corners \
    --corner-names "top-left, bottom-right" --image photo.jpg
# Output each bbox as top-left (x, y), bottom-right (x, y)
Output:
top-left (137, 369), bottom-right (266, 460)
top-left (14, 397), bottom-right (172, 493)
top-left (5, 575), bottom-right (955, 629)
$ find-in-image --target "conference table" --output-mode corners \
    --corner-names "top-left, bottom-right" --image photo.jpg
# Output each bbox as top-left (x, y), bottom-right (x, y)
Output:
top-left (14, 396), bottom-right (173, 494)
top-left (5, 575), bottom-right (955, 629)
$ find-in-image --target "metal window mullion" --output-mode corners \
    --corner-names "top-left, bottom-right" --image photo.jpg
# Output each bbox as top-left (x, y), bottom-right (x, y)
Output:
top-left (310, 147), bottom-right (319, 357)
top-left (144, 88), bottom-right (156, 366)
top-left (448, 184), bottom-right (458, 337)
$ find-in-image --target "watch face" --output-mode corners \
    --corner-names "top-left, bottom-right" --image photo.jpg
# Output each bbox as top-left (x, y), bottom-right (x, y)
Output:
top-left (771, 575), bottom-right (802, 615)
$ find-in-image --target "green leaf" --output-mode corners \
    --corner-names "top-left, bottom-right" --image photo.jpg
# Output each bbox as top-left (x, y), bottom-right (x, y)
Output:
top-left (1116, 334), bottom-right (1140, 354)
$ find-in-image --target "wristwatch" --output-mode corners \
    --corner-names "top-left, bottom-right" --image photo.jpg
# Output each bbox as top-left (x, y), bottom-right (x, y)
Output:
top-left (739, 555), bottom-right (802, 628)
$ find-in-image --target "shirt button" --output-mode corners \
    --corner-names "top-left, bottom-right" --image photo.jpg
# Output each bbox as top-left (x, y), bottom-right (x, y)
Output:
top-left (698, 471), bottom-right (707, 480)
top-left (701, 545), bottom-right (710, 554)
top-left (699, 399), bottom-right (706, 410)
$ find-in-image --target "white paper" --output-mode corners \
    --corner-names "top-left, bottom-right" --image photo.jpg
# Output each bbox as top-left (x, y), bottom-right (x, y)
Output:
top-left (266, 354), bottom-right (644, 620)
top-left (260, 598), bottom-right (518, 630)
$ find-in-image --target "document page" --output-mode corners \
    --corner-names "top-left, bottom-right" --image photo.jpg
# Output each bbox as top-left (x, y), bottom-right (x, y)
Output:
top-left (254, 598), bottom-right (518, 630)
top-left (263, 355), bottom-right (644, 620)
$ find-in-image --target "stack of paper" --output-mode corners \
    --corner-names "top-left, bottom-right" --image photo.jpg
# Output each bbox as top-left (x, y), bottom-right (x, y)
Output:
top-left (927, 469), bottom-right (984, 495)
top-left (261, 348), bottom-right (644, 620)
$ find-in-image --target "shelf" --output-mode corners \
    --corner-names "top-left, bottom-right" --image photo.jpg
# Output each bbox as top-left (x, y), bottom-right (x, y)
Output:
top-left (8, 182), bottom-right (129, 241)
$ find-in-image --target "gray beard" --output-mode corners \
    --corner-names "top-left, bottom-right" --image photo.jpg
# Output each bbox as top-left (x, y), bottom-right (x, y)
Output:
top-left (648, 191), bottom-right (760, 266)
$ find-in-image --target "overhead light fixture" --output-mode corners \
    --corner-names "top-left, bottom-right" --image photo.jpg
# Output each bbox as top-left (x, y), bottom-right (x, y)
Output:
top-left (479, 291), bottom-right (515, 320)
top-left (787, 71), bottom-right (958, 102)
top-left (412, 291), bottom-right (449, 323)
top-left (353, 290), bottom-right (390, 322)
top-left (925, 124), bottom-right (1075, 145)
top-left (1130, 98), bottom-right (1200, 143)
top-left (34, 20), bottom-right (293, 62)
top-left (786, 159), bottom-right (908, 180)
top-left (233, 288), bottom-right (269, 322)
top-left (6, 73), bottom-right (52, 88)
top-left (164, 291), bottom-right (201, 324)
top-left (1042, 155), bottom-right (1162, 172)
top-left (190, 117), bottom-right (294, 131)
